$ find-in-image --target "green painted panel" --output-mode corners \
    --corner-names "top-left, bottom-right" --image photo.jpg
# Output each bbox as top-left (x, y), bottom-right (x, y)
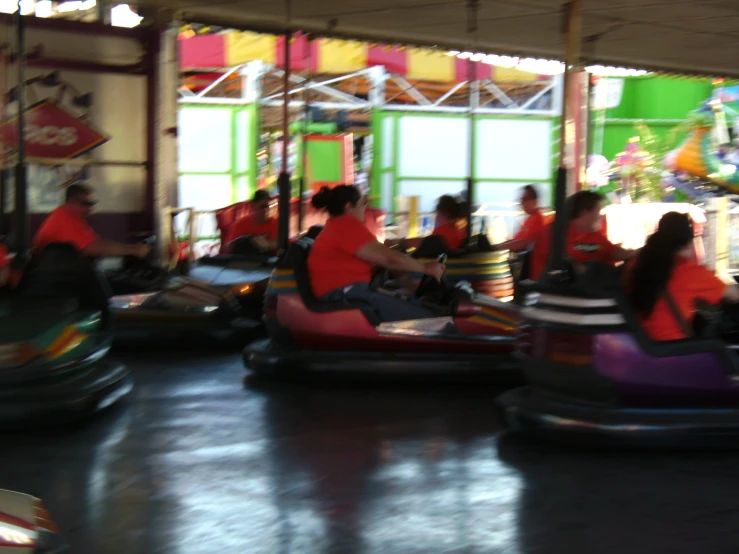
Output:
top-left (301, 138), bottom-right (343, 185)
top-left (605, 76), bottom-right (713, 120)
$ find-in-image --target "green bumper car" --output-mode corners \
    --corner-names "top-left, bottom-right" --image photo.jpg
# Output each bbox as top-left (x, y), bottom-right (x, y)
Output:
top-left (0, 243), bottom-right (132, 428)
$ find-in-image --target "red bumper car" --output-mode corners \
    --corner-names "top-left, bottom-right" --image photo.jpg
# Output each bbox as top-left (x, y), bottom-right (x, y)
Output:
top-left (243, 237), bottom-right (522, 383)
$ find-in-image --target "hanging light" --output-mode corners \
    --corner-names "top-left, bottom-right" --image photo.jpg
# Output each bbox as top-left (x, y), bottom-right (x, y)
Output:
top-left (111, 4), bottom-right (142, 28)
top-left (35, 0), bottom-right (52, 17)
top-left (58, 1), bottom-right (83, 12)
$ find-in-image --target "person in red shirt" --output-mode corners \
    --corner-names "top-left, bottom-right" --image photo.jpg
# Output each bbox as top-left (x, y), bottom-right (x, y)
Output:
top-left (33, 184), bottom-right (150, 259)
top-left (628, 212), bottom-right (739, 341)
top-left (307, 185), bottom-right (445, 321)
top-left (429, 195), bottom-right (467, 250)
top-left (0, 243), bottom-right (9, 288)
top-left (224, 189), bottom-right (279, 253)
top-left (385, 194), bottom-right (467, 253)
top-left (529, 190), bottom-right (635, 281)
top-left (495, 184), bottom-right (547, 252)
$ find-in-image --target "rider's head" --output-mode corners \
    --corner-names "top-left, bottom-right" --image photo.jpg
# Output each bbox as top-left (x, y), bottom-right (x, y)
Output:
top-left (629, 212), bottom-right (694, 317)
top-left (435, 195), bottom-right (464, 225)
top-left (252, 189), bottom-right (271, 223)
top-left (569, 190), bottom-right (603, 233)
top-left (520, 185), bottom-right (539, 215)
top-left (311, 185), bottom-right (365, 221)
top-left (65, 184), bottom-right (96, 218)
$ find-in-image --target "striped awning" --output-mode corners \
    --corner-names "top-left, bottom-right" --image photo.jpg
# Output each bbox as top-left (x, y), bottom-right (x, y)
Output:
top-left (178, 31), bottom-right (547, 84)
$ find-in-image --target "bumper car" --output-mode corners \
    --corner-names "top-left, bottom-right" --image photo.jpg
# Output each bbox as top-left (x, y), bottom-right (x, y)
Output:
top-left (185, 235), bottom-right (275, 328)
top-left (497, 262), bottom-right (739, 449)
top-left (2, 243), bottom-right (131, 428)
top-left (0, 489), bottom-right (66, 553)
top-left (105, 237), bottom-right (259, 338)
top-left (243, 237), bottom-right (522, 383)
top-left (402, 235), bottom-right (517, 302)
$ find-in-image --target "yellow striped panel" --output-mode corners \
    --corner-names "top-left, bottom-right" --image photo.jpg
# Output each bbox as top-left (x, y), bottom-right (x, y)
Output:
top-left (318, 39), bottom-right (367, 73)
top-left (270, 279), bottom-right (297, 290)
top-left (226, 31), bottom-right (277, 66)
top-left (408, 49), bottom-right (454, 82)
top-left (493, 66), bottom-right (539, 83)
top-left (469, 315), bottom-right (518, 332)
top-left (481, 307), bottom-right (518, 325)
top-left (445, 267), bottom-right (512, 277)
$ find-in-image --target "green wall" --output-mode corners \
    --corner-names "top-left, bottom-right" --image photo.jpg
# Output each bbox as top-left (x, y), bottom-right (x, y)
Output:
top-left (594, 76), bottom-right (715, 161)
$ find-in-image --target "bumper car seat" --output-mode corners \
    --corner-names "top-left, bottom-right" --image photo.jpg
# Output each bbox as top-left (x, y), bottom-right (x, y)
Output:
top-left (580, 262), bottom-right (739, 371)
top-left (284, 238), bottom-right (380, 325)
top-left (305, 225), bottom-right (324, 240)
top-left (18, 243), bottom-right (113, 331)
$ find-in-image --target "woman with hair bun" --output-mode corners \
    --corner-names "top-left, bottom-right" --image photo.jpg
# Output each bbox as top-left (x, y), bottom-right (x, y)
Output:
top-left (307, 185), bottom-right (446, 322)
top-left (628, 211), bottom-right (739, 341)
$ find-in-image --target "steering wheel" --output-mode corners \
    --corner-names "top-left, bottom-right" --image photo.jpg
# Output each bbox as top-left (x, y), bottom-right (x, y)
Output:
top-left (369, 266), bottom-right (391, 291)
top-left (415, 253), bottom-right (449, 300)
top-left (226, 235), bottom-right (270, 256)
top-left (120, 235), bottom-right (169, 285)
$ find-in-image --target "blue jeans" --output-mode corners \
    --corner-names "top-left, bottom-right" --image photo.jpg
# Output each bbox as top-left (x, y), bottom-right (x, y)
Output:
top-left (321, 282), bottom-right (436, 322)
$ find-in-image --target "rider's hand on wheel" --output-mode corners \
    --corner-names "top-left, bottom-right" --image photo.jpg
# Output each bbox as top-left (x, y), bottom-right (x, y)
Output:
top-left (252, 235), bottom-right (269, 251)
top-left (134, 244), bottom-right (151, 258)
top-left (423, 261), bottom-right (445, 282)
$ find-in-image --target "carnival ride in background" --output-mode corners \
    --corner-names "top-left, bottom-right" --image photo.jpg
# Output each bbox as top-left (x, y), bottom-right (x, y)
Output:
top-left (588, 86), bottom-right (739, 204)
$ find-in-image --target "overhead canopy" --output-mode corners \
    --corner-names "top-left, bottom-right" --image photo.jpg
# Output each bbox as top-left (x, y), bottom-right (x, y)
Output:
top-left (135, 0), bottom-right (739, 77)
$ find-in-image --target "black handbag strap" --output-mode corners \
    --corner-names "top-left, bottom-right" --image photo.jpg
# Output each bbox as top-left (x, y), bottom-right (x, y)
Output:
top-left (663, 289), bottom-right (693, 338)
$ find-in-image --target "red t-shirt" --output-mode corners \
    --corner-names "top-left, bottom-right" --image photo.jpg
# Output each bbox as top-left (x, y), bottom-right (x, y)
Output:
top-left (640, 257), bottom-right (726, 341)
top-left (529, 222), bottom-right (619, 281)
top-left (0, 244), bottom-right (8, 268)
top-left (514, 209), bottom-right (546, 247)
top-left (33, 205), bottom-right (99, 253)
top-left (307, 214), bottom-right (378, 298)
top-left (225, 216), bottom-right (278, 245)
top-left (431, 221), bottom-right (466, 250)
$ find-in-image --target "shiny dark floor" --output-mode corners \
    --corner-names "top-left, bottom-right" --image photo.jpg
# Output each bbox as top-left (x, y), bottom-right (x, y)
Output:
top-left (3, 348), bottom-right (739, 553)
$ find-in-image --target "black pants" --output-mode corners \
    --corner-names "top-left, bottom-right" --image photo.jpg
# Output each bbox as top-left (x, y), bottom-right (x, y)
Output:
top-left (321, 283), bottom-right (436, 322)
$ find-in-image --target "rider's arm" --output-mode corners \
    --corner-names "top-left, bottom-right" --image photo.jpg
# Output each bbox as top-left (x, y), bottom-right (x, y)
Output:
top-left (493, 238), bottom-right (528, 252)
top-left (82, 238), bottom-right (147, 258)
top-left (356, 241), bottom-right (440, 277)
top-left (612, 246), bottom-right (638, 261)
top-left (384, 237), bottom-right (421, 249)
top-left (724, 285), bottom-right (739, 303)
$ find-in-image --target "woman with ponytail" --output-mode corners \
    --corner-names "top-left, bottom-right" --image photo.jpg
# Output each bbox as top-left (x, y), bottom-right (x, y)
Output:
top-left (429, 195), bottom-right (467, 250)
top-left (307, 185), bottom-right (446, 322)
top-left (627, 211), bottom-right (739, 341)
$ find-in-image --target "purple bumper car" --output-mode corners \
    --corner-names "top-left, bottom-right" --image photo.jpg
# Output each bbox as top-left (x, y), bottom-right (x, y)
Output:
top-left (497, 264), bottom-right (739, 449)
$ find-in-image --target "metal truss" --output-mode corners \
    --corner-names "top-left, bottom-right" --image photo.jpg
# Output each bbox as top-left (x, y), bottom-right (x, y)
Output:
top-left (178, 60), bottom-right (559, 116)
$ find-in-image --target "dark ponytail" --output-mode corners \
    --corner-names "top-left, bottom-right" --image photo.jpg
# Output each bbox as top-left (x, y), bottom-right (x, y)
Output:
top-left (311, 185), bottom-right (362, 217)
top-left (628, 212), bottom-right (694, 317)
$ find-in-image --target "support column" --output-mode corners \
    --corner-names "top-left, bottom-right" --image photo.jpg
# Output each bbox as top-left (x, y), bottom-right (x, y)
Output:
top-left (276, 27), bottom-right (292, 252)
top-left (465, 0), bottom-right (479, 245)
top-left (154, 23), bottom-right (179, 265)
top-left (14, 8), bottom-right (28, 260)
top-left (548, 0), bottom-right (582, 276)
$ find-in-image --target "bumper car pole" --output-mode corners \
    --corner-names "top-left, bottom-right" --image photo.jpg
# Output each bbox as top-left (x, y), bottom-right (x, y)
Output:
top-left (545, 0), bottom-right (581, 282)
top-left (464, 0), bottom-right (478, 246)
top-left (13, 6), bottom-right (29, 262)
top-left (277, 4), bottom-right (292, 253)
top-left (297, 34), bottom-right (312, 234)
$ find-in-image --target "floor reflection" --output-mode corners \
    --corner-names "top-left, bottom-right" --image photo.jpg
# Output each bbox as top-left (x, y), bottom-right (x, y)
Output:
top-left (497, 434), bottom-right (739, 554)
top-left (5, 350), bottom-right (739, 553)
